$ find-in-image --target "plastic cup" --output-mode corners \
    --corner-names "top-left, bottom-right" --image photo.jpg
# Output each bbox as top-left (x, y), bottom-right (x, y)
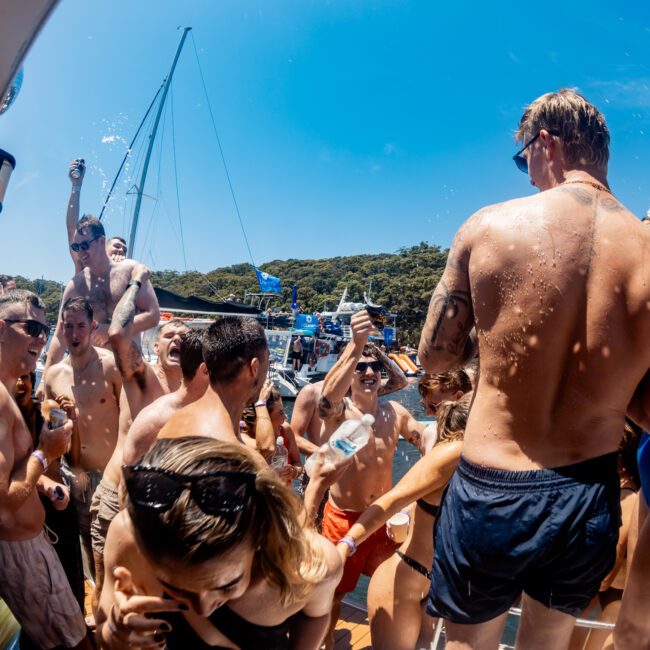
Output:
top-left (387, 511), bottom-right (410, 544)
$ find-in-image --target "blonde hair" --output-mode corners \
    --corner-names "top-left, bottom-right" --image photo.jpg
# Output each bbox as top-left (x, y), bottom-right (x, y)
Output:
top-left (516, 88), bottom-right (609, 170)
top-left (419, 369), bottom-right (471, 398)
top-left (435, 391), bottom-right (473, 444)
top-left (125, 437), bottom-right (327, 607)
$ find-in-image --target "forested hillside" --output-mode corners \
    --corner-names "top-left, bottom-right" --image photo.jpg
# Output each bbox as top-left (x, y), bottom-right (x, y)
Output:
top-left (14, 242), bottom-right (449, 346)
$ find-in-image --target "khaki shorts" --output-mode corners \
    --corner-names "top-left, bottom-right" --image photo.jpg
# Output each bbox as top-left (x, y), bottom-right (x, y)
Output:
top-left (0, 532), bottom-right (86, 648)
top-left (90, 478), bottom-right (120, 558)
top-left (60, 461), bottom-right (103, 537)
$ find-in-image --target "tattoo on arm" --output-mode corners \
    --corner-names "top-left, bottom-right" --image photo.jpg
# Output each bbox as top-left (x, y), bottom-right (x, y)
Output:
top-left (112, 285), bottom-right (139, 330)
top-left (113, 340), bottom-right (146, 389)
top-left (317, 394), bottom-right (345, 420)
top-left (429, 280), bottom-right (473, 356)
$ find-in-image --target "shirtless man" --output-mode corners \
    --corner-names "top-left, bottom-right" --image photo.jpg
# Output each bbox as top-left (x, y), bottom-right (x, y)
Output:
top-left (90, 264), bottom-right (186, 603)
top-left (0, 290), bottom-right (91, 649)
top-left (316, 310), bottom-right (423, 649)
top-left (65, 158), bottom-right (128, 272)
top-left (123, 329), bottom-right (209, 465)
top-left (158, 316), bottom-right (270, 448)
top-left (417, 89), bottom-right (650, 650)
top-left (44, 296), bottom-right (121, 576)
top-left (44, 214), bottom-right (159, 379)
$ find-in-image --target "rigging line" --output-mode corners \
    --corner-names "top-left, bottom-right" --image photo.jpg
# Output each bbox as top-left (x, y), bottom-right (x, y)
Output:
top-left (189, 31), bottom-right (257, 269)
top-left (98, 79), bottom-right (166, 221)
top-left (170, 80), bottom-right (188, 271)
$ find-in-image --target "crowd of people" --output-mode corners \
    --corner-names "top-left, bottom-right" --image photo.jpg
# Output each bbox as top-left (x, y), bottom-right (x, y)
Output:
top-left (1, 87), bottom-right (649, 650)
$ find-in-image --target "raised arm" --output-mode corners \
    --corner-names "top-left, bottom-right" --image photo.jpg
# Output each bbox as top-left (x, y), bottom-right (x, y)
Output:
top-left (397, 402), bottom-right (425, 451)
top-left (250, 381), bottom-right (277, 460)
top-left (336, 440), bottom-right (462, 559)
top-left (375, 347), bottom-right (407, 396)
top-left (108, 265), bottom-right (150, 385)
top-left (132, 269), bottom-right (160, 335)
top-left (66, 158), bottom-right (85, 273)
top-left (318, 310), bottom-right (377, 434)
top-left (290, 384), bottom-right (320, 456)
top-left (418, 221), bottom-right (476, 374)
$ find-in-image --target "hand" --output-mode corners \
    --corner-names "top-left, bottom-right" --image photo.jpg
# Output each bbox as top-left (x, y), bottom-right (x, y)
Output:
top-left (38, 419), bottom-right (73, 461)
top-left (350, 310), bottom-right (379, 346)
top-left (336, 541), bottom-right (351, 563)
top-left (276, 464), bottom-right (296, 482)
top-left (259, 379), bottom-right (273, 403)
top-left (131, 263), bottom-right (151, 285)
top-left (34, 381), bottom-right (45, 405)
top-left (46, 481), bottom-right (70, 511)
top-left (68, 158), bottom-right (85, 186)
top-left (106, 566), bottom-right (183, 649)
top-left (91, 325), bottom-right (110, 347)
top-left (55, 394), bottom-right (76, 420)
top-left (308, 446), bottom-right (353, 488)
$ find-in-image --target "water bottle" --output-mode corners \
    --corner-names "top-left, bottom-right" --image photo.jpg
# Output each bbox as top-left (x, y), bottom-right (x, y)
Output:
top-left (270, 436), bottom-right (289, 472)
top-left (304, 413), bottom-right (375, 477)
top-left (70, 158), bottom-right (85, 180)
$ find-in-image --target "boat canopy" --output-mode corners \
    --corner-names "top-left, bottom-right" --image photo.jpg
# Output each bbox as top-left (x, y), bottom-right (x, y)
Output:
top-left (154, 287), bottom-right (260, 317)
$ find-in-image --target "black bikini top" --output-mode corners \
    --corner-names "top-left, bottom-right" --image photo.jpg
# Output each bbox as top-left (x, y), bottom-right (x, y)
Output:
top-left (161, 604), bottom-right (305, 650)
top-left (416, 498), bottom-right (439, 518)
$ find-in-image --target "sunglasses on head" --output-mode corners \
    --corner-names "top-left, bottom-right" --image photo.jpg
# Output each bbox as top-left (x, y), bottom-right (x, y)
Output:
top-left (512, 129), bottom-right (560, 174)
top-left (123, 464), bottom-right (256, 516)
top-left (3, 319), bottom-right (50, 338)
top-left (355, 360), bottom-right (382, 373)
top-left (70, 235), bottom-right (101, 252)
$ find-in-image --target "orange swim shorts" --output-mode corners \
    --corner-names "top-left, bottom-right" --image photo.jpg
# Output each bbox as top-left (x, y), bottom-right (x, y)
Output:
top-left (322, 499), bottom-right (398, 595)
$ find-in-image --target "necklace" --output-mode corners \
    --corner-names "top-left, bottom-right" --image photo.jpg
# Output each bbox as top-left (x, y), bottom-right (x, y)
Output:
top-left (561, 179), bottom-right (613, 195)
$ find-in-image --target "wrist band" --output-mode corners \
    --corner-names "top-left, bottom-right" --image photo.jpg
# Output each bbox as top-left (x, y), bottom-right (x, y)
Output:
top-left (338, 535), bottom-right (357, 556)
top-left (71, 186), bottom-right (81, 193)
top-left (127, 280), bottom-right (142, 290)
top-left (254, 400), bottom-right (267, 408)
top-left (31, 450), bottom-right (48, 472)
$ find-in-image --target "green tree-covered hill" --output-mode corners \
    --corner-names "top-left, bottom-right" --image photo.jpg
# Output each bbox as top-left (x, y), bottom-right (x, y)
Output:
top-left (14, 242), bottom-right (448, 346)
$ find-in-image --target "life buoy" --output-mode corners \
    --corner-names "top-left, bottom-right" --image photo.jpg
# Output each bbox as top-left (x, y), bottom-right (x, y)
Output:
top-left (161, 312), bottom-right (173, 321)
top-left (316, 341), bottom-right (330, 357)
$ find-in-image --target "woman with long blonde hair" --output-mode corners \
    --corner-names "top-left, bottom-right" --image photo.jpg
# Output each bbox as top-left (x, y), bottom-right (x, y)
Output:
top-left (96, 436), bottom-right (341, 649)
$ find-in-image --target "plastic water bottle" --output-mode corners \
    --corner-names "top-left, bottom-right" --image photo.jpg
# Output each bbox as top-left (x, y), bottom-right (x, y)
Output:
top-left (304, 413), bottom-right (375, 477)
top-left (270, 436), bottom-right (289, 472)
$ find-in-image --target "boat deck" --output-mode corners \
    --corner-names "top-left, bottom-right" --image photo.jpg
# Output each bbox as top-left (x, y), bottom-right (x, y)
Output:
top-left (334, 600), bottom-right (373, 649)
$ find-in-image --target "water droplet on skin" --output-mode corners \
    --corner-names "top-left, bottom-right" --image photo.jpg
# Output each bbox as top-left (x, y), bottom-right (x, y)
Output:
top-left (602, 346), bottom-right (610, 358)
top-left (508, 364), bottom-right (518, 377)
top-left (573, 342), bottom-right (581, 354)
top-left (528, 335), bottom-right (539, 347)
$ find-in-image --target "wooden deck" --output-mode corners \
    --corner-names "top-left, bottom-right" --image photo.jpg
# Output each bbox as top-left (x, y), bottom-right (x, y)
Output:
top-left (334, 600), bottom-right (373, 650)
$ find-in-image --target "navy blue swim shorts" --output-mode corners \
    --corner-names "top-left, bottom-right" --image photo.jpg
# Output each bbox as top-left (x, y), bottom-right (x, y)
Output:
top-left (427, 453), bottom-right (620, 623)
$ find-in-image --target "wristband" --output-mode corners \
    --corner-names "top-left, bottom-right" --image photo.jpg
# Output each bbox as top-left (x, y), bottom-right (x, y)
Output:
top-left (127, 280), bottom-right (142, 290)
top-left (254, 400), bottom-right (267, 408)
top-left (70, 185), bottom-right (81, 193)
top-left (338, 535), bottom-right (357, 556)
top-left (31, 450), bottom-right (48, 472)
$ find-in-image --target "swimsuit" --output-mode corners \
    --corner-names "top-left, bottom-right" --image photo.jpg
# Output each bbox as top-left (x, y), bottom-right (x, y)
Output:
top-left (638, 431), bottom-right (650, 506)
top-left (162, 604), bottom-right (305, 649)
top-left (394, 499), bottom-right (439, 582)
top-left (428, 453), bottom-right (620, 623)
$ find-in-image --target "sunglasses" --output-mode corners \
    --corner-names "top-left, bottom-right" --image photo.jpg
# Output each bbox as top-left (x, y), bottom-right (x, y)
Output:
top-left (123, 464), bottom-right (256, 515)
top-left (355, 360), bottom-right (382, 373)
top-left (3, 319), bottom-right (50, 338)
top-left (70, 235), bottom-right (101, 252)
top-left (512, 129), bottom-right (560, 173)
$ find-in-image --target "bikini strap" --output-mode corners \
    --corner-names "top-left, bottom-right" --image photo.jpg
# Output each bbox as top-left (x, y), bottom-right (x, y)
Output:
top-left (416, 498), bottom-right (439, 518)
top-left (396, 550), bottom-right (433, 581)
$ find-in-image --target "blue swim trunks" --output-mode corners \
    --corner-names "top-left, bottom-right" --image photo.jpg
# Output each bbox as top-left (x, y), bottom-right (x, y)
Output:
top-left (638, 432), bottom-right (650, 507)
top-left (427, 453), bottom-right (620, 623)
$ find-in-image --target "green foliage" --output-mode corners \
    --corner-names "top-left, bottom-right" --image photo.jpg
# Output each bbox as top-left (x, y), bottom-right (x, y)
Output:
top-left (13, 242), bottom-right (448, 345)
top-left (152, 242), bottom-right (448, 345)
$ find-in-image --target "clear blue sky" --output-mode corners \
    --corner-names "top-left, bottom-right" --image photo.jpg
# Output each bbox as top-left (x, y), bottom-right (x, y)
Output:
top-left (1, 1), bottom-right (649, 284)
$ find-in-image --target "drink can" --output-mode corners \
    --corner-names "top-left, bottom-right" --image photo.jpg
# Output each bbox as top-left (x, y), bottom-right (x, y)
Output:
top-left (70, 158), bottom-right (85, 179)
top-left (49, 408), bottom-right (68, 429)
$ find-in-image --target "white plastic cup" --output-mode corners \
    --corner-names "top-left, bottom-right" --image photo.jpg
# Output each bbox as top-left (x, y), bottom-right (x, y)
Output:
top-left (387, 511), bottom-right (410, 544)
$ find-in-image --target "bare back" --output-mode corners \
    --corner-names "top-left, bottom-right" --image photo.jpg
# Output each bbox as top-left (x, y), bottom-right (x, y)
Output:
top-left (462, 186), bottom-right (650, 468)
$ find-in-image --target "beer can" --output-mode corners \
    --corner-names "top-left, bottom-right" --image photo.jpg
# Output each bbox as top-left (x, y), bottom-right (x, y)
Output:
top-left (49, 408), bottom-right (68, 429)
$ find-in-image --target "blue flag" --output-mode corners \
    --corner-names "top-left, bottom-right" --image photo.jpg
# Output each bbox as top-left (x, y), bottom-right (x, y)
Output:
top-left (291, 285), bottom-right (299, 311)
top-left (294, 313), bottom-right (318, 334)
top-left (255, 268), bottom-right (282, 294)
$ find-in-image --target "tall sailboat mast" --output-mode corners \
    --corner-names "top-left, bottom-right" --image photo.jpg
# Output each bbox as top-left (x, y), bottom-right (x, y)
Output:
top-left (127, 26), bottom-right (191, 258)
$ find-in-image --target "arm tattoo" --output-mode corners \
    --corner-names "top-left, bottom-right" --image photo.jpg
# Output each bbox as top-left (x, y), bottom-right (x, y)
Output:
top-left (429, 280), bottom-right (473, 355)
top-left (317, 394), bottom-right (345, 420)
top-left (114, 340), bottom-right (146, 389)
top-left (112, 285), bottom-right (139, 330)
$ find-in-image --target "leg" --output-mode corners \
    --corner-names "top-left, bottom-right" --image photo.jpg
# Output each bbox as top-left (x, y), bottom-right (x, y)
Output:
top-left (92, 549), bottom-right (105, 612)
top-left (323, 592), bottom-right (344, 650)
top-left (367, 554), bottom-right (428, 650)
top-left (614, 495), bottom-right (650, 649)
top-left (444, 613), bottom-right (508, 650)
top-left (515, 593), bottom-right (577, 650)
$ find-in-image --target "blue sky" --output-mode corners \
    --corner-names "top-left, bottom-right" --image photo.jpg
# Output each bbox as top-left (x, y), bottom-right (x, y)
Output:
top-left (1, 1), bottom-right (649, 284)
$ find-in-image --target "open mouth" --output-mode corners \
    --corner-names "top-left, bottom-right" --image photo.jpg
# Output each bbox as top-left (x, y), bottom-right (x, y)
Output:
top-left (168, 347), bottom-right (181, 361)
top-left (360, 377), bottom-right (377, 388)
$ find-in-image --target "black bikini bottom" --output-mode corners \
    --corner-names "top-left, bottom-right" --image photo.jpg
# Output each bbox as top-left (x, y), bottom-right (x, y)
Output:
top-left (396, 550), bottom-right (432, 581)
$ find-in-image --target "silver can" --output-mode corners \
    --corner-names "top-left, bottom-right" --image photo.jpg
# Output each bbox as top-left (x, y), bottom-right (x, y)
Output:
top-left (49, 408), bottom-right (68, 429)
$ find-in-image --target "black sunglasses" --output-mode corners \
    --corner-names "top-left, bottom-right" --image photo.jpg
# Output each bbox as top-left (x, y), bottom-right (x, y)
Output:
top-left (123, 464), bottom-right (256, 515)
top-left (3, 319), bottom-right (50, 338)
top-left (355, 360), bottom-right (383, 373)
top-left (513, 130), bottom-right (560, 173)
top-left (70, 235), bottom-right (101, 252)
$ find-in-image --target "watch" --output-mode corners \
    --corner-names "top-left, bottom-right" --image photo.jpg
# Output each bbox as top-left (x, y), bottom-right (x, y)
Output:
top-left (127, 280), bottom-right (142, 290)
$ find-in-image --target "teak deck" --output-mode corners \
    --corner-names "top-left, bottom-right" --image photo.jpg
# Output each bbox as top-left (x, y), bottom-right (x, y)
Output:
top-left (334, 600), bottom-right (373, 650)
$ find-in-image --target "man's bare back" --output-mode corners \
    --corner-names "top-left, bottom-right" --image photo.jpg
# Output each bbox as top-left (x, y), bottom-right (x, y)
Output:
top-left (45, 347), bottom-right (121, 471)
top-left (447, 185), bottom-right (650, 470)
